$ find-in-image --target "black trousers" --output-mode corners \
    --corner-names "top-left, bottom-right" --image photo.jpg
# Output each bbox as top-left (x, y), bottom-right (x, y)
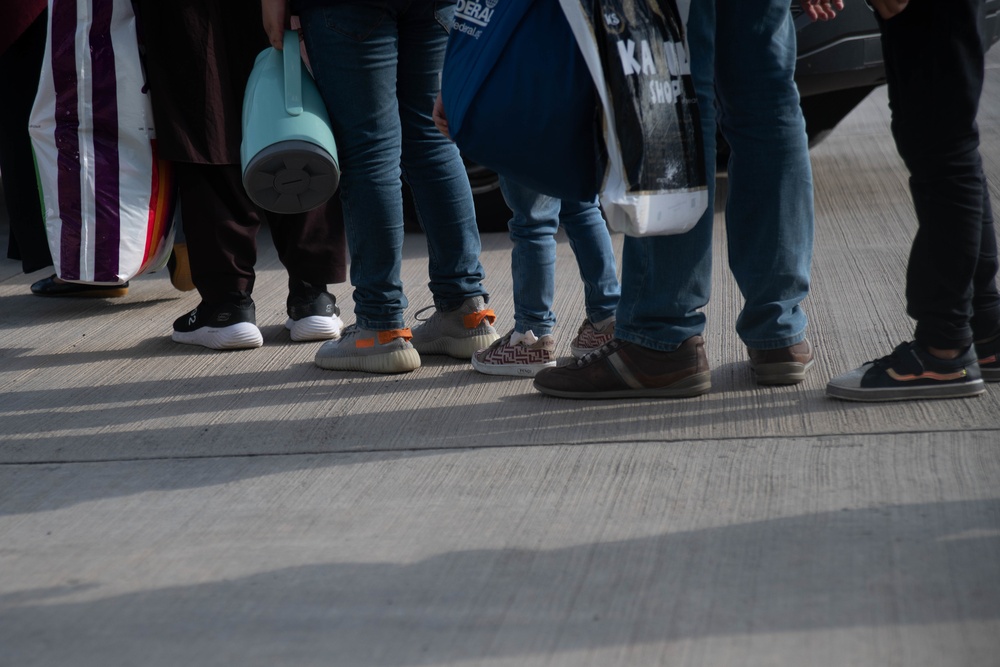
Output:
top-left (175, 163), bottom-right (347, 305)
top-left (878, 0), bottom-right (1000, 348)
top-left (0, 11), bottom-right (52, 274)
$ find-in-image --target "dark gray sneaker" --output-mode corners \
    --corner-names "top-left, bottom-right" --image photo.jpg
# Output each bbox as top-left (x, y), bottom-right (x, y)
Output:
top-left (748, 339), bottom-right (814, 385)
top-left (826, 341), bottom-right (985, 401)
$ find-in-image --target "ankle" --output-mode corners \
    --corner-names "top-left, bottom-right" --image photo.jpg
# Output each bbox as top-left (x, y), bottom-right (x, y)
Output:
top-left (926, 345), bottom-right (962, 360)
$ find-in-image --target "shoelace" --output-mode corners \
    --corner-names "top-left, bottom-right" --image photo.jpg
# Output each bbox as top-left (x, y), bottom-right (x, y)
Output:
top-left (413, 305), bottom-right (438, 322)
top-left (867, 341), bottom-right (967, 373)
top-left (864, 341), bottom-right (914, 368)
top-left (485, 331), bottom-right (514, 351)
top-left (575, 339), bottom-right (624, 366)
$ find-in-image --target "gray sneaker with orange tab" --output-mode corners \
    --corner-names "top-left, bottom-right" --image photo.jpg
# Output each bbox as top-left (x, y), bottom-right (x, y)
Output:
top-left (411, 296), bottom-right (499, 359)
top-left (314, 324), bottom-right (420, 374)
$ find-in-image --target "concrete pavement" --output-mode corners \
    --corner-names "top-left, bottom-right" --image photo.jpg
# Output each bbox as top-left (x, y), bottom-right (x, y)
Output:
top-left (1, 55), bottom-right (998, 667)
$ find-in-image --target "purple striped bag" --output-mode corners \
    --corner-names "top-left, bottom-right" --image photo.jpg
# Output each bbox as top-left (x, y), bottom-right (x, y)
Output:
top-left (28, 0), bottom-right (174, 285)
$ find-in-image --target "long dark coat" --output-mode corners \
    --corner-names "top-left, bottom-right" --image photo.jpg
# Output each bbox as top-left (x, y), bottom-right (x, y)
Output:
top-left (136, 1), bottom-right (270, 164)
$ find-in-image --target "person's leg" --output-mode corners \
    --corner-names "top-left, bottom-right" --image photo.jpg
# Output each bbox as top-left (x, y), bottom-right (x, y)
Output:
top-left (498, 176), bottom-right (561, 337)
top-left (268, 198), bottom-right (349, 342)
top-left (559, 198), bottom-right (620, 326)
top-left (176, 163), bottom-right (259, 303)
top-left (470, 176), bottom-right (559, 377)
top-left (826, 0), bottom-right (991, 400)
top-left (969, 180), bottom-right (1000, 380)
top-left (299, 3), bottom-right (408, 332)
top-left (613, 0), bottom-right (715, 353)
top-left (889, 0), bottom-right (996, 351)
top-left (170, 162), bottom-right (263, 350)
top-left (969, 185), bottom-right (1000, 382)
top-left (532, 0), bottom-right (714, 398)
top-left (714, 0), bottom-right (813, 353)
top-left (558, 198), bottom-right (621, 357)
top-left (268, 197), bottom-right (348, 289)
top-left (298, 3), bottom-right (422, 372)
top-left (396, 0), bottom-right (497, 358)
top-left (397, 0), bottom-right (487, 310)
top-left (970, 184), bottom-right (1000, 343)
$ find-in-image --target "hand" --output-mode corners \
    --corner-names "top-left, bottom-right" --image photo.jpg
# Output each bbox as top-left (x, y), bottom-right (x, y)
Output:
top-left (869, 0), bottom-right (909, 18)
top-left (262, 0), bottom-right (291, 49)
top-left (800, 0), bottom-right (844, 21)
top-left (432, 92), bottom-right (451, 140)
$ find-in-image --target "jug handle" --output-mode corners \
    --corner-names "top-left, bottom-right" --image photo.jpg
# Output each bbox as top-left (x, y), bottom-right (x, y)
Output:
top-left (283, 30), bottom-right (303, 116)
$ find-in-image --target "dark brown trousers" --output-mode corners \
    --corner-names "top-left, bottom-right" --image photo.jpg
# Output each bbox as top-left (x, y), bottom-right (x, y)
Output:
top-left (176, 163), bottom-right (346, 305)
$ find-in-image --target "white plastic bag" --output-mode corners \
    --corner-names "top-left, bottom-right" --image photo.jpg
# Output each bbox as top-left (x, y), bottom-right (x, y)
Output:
top-left (559, 0), bottom-right (709, 236)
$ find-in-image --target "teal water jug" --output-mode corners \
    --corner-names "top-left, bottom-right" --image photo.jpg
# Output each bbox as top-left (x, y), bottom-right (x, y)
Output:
top-left (241, 31), bottom-right (339, 214)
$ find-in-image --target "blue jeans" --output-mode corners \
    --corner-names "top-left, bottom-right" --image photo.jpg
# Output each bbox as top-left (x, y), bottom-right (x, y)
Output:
top-left (299, 0), bottom-right (487, 330)
top-left (616, 0), bottom-right (813, 351)
top-left (499, 177), bottom-right (620, 337)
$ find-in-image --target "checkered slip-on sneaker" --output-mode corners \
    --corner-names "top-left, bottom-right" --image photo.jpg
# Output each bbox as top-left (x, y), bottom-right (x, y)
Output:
top-left (570, 317), bottom-right (615, 359)
top-left (471, 330), bottom-right (556, 377)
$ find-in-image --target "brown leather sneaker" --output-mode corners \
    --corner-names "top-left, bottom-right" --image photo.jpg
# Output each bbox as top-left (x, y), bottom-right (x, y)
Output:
top-left (747, 339), bottom-right (814, 385)
top-left (532, 336), bottom-right (711, 399)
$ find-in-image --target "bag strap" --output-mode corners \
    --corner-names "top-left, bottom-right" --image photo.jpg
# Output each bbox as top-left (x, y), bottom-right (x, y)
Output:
top-left (283, 30), bottom-right (303, 116)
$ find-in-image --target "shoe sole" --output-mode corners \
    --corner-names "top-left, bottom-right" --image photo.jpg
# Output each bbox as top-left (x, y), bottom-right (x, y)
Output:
top-left (825, 379), bottom-right (986, 402)
top-left (33, 286), bottom-right (129, 298)
top-left (413, 332), bottom-right (499, 360)
top-left (172, 322), bottom-right (264, 350)
top-left (533, 371), bottom-right (712, 399)
top-left (980, 366), bottom-right (1000, 382)
top-left (471, 356), bottom-right (555, 377)
top-left (285, 315), bottom-right (344, 342)
top-left (315, 348), bottom-right (421, 374)
top-left (753, 359), bottom-right (815, 386)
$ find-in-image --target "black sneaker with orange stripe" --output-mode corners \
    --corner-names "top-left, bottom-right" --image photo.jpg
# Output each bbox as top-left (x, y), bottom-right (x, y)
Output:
top-left (826, 340), bottom-right (985, 401)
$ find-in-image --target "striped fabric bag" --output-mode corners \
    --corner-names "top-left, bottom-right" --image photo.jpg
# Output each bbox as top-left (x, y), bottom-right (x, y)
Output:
top-left (28, 0), bottom-right (174, 285)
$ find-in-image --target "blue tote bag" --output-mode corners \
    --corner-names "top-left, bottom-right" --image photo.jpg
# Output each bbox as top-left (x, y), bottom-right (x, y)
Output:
top-left (441, 0), bottom-right (605, 202)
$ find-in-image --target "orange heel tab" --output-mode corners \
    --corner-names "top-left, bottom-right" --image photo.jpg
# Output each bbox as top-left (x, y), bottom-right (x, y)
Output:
top-left (464, 309), bottom-right (496, 328)
top-left (377, 328), bottom-right (412, 344)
